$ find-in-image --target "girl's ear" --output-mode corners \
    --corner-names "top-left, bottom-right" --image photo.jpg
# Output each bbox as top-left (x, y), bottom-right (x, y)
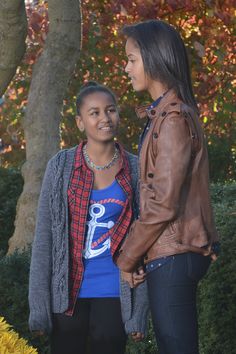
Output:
top-left (76, 115), bottom-right (85, 132)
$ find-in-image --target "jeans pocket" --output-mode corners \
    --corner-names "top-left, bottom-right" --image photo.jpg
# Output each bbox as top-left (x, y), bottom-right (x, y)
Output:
top-left (187, 252), bottom-right (211, 282)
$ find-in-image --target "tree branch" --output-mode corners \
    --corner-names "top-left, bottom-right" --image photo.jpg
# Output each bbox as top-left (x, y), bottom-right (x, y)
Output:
top-left (0, 0), bottom-right (27, 96)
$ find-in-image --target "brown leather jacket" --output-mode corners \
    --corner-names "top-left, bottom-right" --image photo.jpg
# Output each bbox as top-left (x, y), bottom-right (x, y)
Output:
top-left (117, 90), bottom-right (219, 272)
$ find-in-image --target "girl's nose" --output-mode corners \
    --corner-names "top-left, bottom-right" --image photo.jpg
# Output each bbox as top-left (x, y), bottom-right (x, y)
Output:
top-left (103, 112), bottom-right (111, 122)
top-left (125, 62), bottom-right (130, 73)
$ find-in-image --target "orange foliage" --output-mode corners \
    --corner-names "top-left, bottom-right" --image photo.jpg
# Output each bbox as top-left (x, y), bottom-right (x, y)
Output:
top-left (0, 0), bottom-right (235, 177)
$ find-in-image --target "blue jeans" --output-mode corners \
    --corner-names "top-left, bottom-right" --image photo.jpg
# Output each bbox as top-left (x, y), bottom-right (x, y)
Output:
top-left (147, 252), bottom-right (211, 354)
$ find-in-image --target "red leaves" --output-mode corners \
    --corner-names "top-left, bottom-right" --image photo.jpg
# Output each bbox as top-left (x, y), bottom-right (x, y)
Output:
top-left (1, 0), bottom-right (235, 166)
top-left (166, 0), bottom-right (184, 12)
top-left (27, 3), bottom-right (49, 46)
top-left (194, 41), bottom-right (205, 58)
top-left (210, 55), bottom-right (218, 65)
top-left (29, 11), bottom-right (44, 33)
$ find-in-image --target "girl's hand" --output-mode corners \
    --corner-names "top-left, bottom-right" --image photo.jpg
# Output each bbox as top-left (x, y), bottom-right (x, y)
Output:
top-left (131, 331), bottom-right (145, 342)
top-left (133, 266), bottom-right (146, 287)
top-left (211, 253), bottom-right (217, 261)
top-left (121, 267), bottom-right (146, 288)
top-left (32, 330), bottom-right (45, 336)
top-left (121, 270), bottom-right (134, 288)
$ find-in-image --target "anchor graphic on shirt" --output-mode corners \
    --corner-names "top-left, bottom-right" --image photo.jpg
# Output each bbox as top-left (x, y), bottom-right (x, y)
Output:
top-left (83, 203), bottom-right (114, 259)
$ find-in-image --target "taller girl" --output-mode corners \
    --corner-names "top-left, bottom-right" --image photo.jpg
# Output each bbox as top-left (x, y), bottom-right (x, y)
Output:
top-left (117, 20), bottom-right (219, 354)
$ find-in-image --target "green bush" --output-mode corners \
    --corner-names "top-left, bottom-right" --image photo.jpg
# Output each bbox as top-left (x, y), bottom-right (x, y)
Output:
top-left (126, 319), bottom-right (158, 354)
top-left (198, 183), bottom-right (236, 354)
top-left (0, 167), bottom-right (23, 254)
top-left (207, 136), bottom-right (236, 183)
top-left (0, 250), bottom-right (50, 353)
top-left (0, 179), bottom-right (235, 353)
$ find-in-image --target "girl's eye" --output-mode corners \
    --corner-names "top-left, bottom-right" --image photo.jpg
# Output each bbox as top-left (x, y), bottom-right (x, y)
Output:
top-left (90, 111), bottom-right (99, 116)
top-left (107, 108), bottom-right (117, 114)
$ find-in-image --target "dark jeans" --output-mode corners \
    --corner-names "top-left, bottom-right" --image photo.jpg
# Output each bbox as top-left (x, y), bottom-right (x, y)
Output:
top-left (50, 298), bottom-right (127, 354)
top-left (147, 252), bottom-right (211, 354)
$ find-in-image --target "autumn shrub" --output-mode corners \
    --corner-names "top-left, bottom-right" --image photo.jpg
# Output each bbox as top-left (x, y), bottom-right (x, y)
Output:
top-left (0, 316), bottom-right (37, 353)
top-left (0, 167), bottom-right (23, 254)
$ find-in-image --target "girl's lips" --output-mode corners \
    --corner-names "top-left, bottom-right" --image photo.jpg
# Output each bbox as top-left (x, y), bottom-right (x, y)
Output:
top-left (99, 126), bottom-right (113, 131)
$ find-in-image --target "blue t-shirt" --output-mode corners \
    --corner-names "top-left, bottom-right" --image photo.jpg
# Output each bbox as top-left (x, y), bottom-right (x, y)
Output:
top-left (78, 179), bottom-right (126, 298)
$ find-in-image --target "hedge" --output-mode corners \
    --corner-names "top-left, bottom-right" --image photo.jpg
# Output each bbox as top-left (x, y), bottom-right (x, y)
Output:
top-left (0, 167), bottom-right (23, 254)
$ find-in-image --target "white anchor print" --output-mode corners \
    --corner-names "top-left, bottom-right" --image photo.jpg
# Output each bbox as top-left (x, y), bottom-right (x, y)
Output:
top-left (83, 203), bottom-right (114, 259)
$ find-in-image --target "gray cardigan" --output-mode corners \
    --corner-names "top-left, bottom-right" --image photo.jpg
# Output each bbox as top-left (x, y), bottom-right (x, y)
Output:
top-left (28, 146), bottom-right (149, 335)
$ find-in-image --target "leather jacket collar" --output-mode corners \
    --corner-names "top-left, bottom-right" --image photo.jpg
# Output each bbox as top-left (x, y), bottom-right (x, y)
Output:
top-left (135, 89), bottom-right (179, 120)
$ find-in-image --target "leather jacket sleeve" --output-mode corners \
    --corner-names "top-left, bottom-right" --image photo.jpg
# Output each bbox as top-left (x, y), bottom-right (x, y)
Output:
top-left (117, 112), bottom-right (193, 272)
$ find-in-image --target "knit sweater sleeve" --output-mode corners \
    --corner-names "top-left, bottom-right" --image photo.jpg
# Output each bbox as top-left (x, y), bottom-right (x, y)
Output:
top-left (28, 158), bottom-right (54, 334)
top-left (120, 277), bottom-right (149, 335)
top-left (120, 152), bottom-right (149, 336)
top-left (126, 152), bottom-right (139, 219)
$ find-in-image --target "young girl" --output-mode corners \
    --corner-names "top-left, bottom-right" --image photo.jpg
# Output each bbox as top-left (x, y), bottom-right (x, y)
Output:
top-left (117, 20), bottom-right (219, 354)
top-left (28, 82), bottom-right (149, 354)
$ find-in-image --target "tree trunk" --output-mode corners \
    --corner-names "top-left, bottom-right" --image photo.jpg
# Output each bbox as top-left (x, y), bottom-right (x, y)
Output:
top-left (0, 0), bottom-right (27, 97)
top-left (8, 0), bottom-right (82, 253)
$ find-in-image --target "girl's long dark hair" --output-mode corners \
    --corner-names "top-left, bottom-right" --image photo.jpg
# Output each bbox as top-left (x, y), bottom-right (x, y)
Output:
top-left (123, 20), bottom-right (199, 113)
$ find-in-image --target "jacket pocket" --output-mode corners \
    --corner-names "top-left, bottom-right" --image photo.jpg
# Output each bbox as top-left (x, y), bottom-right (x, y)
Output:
top-left (158, 221), bottom-right (181, 245)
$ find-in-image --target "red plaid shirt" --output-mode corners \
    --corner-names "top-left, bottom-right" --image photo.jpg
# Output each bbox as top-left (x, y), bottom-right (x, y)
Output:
top-left (67, 141), bottom-right (133, 315)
